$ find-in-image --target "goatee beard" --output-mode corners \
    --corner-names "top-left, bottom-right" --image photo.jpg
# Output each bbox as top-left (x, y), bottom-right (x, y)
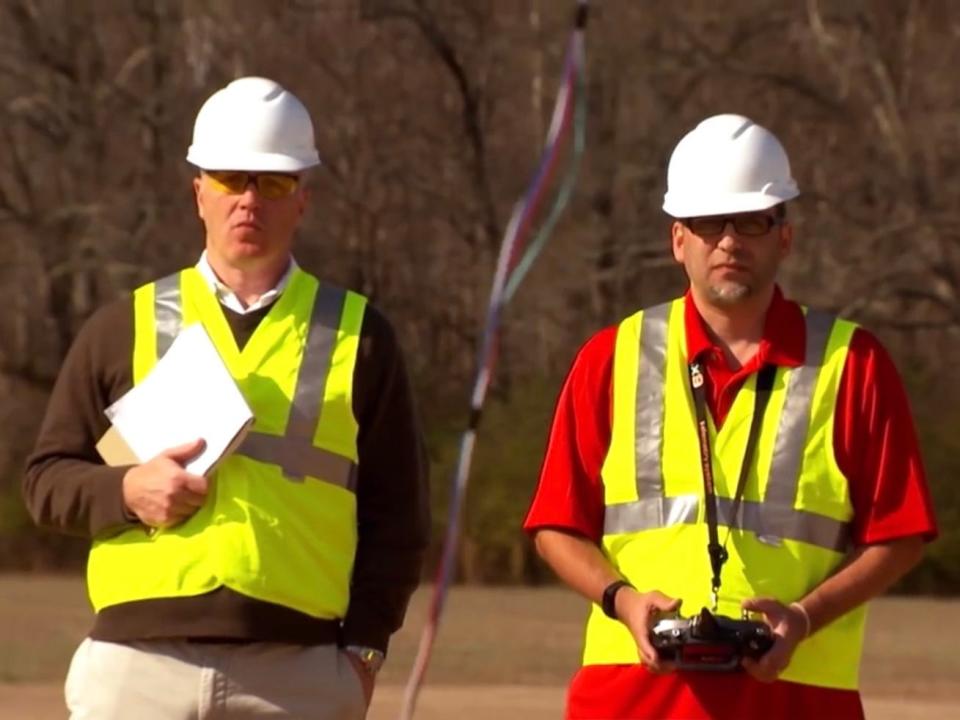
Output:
top-left (707, 283), bottom-right (751, 305)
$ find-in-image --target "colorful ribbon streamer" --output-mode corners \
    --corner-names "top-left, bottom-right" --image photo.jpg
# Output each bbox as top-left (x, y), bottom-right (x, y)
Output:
top-left (399, 3), bottom-right (589, 718)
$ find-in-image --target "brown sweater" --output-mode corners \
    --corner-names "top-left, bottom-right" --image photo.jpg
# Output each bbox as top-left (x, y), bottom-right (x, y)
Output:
top-left (23, 284), bottom-right (430, 653)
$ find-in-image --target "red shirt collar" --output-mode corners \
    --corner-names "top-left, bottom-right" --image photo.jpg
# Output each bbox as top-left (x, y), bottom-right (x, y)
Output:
top-left (683, 285), bottom-right (806, 369)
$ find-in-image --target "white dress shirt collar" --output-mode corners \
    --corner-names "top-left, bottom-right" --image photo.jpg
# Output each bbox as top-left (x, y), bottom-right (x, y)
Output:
top-left (195, 251), bottom-right (298, 314)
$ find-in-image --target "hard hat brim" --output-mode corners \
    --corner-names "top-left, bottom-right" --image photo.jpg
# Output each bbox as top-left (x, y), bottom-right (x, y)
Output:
top-left (187, 147), bottom-right (321, 173)
top-left (662, 188), bottom-right (798, 219)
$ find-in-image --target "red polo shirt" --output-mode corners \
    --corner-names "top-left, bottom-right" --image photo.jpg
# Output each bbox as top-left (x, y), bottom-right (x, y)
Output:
top-left (524, 288), bottom-right (937, 720)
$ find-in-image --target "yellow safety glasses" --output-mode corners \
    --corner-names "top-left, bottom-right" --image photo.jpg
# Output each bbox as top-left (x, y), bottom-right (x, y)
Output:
top-left (203, 170), bottom-right (300, 200)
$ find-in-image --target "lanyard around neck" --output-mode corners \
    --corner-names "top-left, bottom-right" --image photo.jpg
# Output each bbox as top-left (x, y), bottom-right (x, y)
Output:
top-left (687, 360), bottom-right (777, 610)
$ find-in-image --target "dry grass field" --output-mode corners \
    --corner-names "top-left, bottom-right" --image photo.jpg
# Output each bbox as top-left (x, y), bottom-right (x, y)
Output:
top-left (0, 575), bottom-right (958, 719)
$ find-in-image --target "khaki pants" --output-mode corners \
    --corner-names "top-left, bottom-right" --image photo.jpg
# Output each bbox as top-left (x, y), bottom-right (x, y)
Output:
top-left (65, 638), bottom-right (368, 719)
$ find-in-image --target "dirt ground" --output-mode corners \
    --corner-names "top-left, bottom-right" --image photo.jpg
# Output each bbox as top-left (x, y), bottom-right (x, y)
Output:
top-left (1, 577), bottom-right (958, 719)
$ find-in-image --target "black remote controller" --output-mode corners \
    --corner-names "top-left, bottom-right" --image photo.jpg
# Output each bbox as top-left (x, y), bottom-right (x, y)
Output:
top-left (649, 607), bottom-right (774, 671)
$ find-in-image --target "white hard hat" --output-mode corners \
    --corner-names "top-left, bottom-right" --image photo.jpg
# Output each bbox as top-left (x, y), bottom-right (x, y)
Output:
top-left (662, 114), bottom-right (799, 218)
top-left (186, 77), bottom-right (321, 172)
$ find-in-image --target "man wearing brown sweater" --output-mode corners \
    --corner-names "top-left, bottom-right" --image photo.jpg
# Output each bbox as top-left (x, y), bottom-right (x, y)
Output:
top-left (23, 77), bottom-right (429, 719)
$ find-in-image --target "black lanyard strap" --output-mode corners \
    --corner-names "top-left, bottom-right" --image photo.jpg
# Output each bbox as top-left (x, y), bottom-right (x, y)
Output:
top-left (687, 361), bottom-right (777, 608)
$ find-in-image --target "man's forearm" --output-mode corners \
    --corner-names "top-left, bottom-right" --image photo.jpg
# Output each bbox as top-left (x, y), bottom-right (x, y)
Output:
top-left (533, 528), bottom-right (623, 606)
top-left (798, 536), bottom-right (924, 635)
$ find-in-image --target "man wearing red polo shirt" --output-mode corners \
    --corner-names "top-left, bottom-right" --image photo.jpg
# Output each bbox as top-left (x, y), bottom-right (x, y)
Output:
top-left (524, 114), bottom-right (937, 720)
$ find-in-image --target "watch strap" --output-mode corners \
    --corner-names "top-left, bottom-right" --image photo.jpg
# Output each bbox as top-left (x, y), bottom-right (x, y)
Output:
top-left (601, 579), bottom-right (634, 620)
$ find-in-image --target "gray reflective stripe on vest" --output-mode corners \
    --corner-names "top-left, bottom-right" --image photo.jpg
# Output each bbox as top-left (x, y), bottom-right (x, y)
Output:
top-left (726, 498), bottom-right (849, 552)
top-left (155, 272), bottom-right (183, 359)
top-left (238, 432), bottom-right (358, 492)
top-left (763, 310), bottom-right (833, 510)
top-left (603, 495), bottom-right (849, 552)
top-left (238, 283), bottom-right (358, 490)
top-left (285, 283), bottom-right (345, 441)
top-left (605, 305), bottom-right (851, 552)
top-left (635, 302), bottom-right (670, 510)
top-left (604, 495), bottom-right (699, 534)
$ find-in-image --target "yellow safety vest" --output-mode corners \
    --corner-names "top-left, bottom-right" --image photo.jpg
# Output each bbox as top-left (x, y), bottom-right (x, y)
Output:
top-left (584, 297), bottom-right (866, 690)
top-left (87, 267), bottom-right (367, 621)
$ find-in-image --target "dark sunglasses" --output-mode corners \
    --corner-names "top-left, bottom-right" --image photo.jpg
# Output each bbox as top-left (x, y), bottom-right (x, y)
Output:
top-left (684, 213), bottom-right (783, 237)
top-left (203, 170), bottom-right (300, 200)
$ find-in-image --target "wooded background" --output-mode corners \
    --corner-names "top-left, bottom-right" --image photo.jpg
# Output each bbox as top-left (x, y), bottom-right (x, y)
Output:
top-left (1, 0), bottom-right (958, 591)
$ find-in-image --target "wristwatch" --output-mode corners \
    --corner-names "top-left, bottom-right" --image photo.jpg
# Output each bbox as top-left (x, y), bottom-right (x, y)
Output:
top-left (601, 579), bottom-right (635, 620)
top-left (344, 645), bottom-right (385, 675)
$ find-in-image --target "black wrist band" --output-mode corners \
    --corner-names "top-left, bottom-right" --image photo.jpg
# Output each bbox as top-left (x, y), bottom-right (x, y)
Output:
top-left (601, 579), bottom-right (634, 620)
